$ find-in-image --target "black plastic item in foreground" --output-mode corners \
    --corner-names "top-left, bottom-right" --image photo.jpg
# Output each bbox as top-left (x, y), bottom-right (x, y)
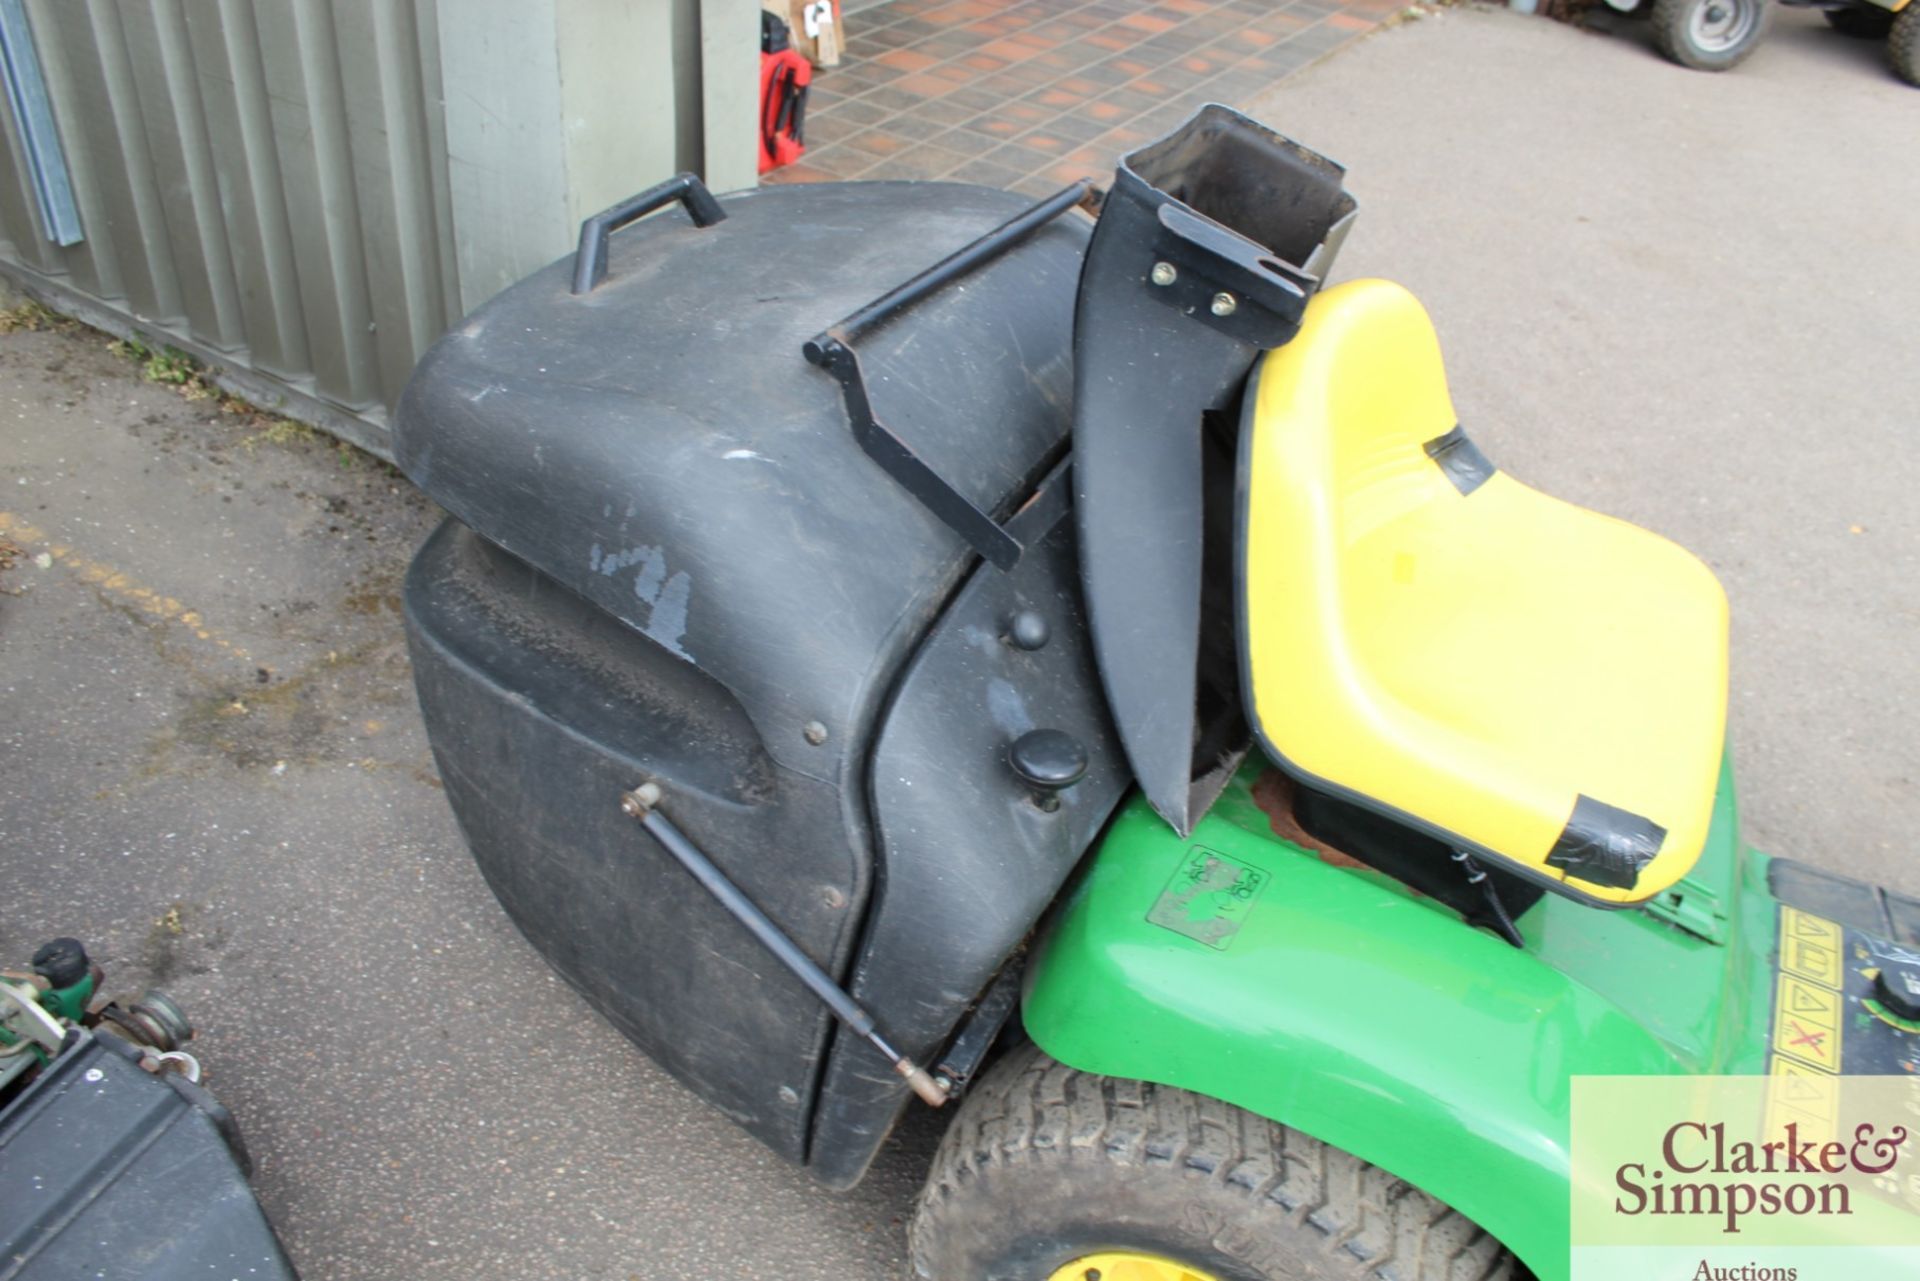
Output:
top-left (804, 180), bottom-right (1096, 571)
top-left (1075, 103), bottom-right (1356, 836)
top-left (0, 1031), bottom-right (297, 1280)
top-left (572, 173), bottom-right (726, 294)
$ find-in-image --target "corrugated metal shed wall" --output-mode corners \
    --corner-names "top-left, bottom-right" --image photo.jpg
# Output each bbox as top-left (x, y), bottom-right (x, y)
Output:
top-left (0, 0), bottom-right (756, 457)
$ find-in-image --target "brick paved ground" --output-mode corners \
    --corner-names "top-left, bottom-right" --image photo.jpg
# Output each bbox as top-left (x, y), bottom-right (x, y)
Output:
top-left (766, 0), bottom-right (1409, 195)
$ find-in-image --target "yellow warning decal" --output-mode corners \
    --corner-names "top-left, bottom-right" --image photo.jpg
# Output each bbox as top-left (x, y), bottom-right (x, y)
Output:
top-left (1780, 906), bottom-right (1845, 990)
top-left (1773, 974), bottom-right (1842, 1072)
top-left (1765, 1056), bottom-right (1841, 1147)
top-left (1769, 1057), bottom-right (1839, 1117)
top-left (1770, 906), bottom-right (1846, 1081)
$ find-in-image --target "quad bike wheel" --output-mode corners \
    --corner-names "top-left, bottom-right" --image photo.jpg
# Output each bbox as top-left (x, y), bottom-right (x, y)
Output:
top-left (1652, 0), bottom-right (1772, 68)
top-left (1823, 4), bottom-right (1895, 35)
top-left (908, 1043), bottom-right (1518, 1281)
top-left (1892, 4), bottom-right (1920, 84)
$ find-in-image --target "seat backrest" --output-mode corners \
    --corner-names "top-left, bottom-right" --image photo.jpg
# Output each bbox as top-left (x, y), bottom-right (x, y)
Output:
top-left (1262, 278), bottom-right (1457, 505)
top-left (1238, 277), bottom-right (1729, 909)
top-left (1240, 277), bottom-right (1464, 737)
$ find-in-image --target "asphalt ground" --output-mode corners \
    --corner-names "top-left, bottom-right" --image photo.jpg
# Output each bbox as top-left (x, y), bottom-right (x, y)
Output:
top-left (2, 6), bottom-right (1915, 1279)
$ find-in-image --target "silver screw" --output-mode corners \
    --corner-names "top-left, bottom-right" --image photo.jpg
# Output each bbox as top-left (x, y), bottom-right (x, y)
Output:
top-left (822, 885), bottom-right (847, 910)
top-left (84, 1067), bottom-right (104, 1082)
top-left (1149, 261), bottom-right (1177, 287)
top-left (803, 720), bottom-right (829, 746)
top-left (1211, 292), bottom-right (1238, 317)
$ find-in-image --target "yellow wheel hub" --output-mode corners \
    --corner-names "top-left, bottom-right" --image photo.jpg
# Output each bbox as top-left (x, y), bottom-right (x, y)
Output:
top-left (1045, 1251), bottom-right (1221, 1281)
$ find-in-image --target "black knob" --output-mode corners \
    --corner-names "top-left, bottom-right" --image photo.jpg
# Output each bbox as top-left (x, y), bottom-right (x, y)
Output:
top-left (31, 937), bottom-right (89, 990)
top-left (1876, 963), bottom-right (1920, 1022)
top-left (1005, 610), bottom-right (1051, 651)
top-left (1009, 729), bottom-right (1088, 811)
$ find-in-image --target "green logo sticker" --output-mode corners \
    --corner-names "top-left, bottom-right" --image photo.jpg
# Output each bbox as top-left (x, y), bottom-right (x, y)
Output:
top-left (1147, 845), bottom-right (1269, 950)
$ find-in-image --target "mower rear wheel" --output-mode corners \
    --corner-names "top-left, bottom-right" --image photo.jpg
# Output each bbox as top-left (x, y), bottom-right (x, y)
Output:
top-left (908, 1042), bottom-right (1518, 1281)
top-left (1652, 0), bottom-right (1771, 68)
top-left (1823, 4), bottom-right (1894, 36)
top-left (1892, 4), bottom-right (1920, 84)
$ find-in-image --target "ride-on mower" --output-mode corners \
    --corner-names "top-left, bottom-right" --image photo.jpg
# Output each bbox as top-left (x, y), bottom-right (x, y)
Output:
top-left (1625, 0), bottom-right (1918, 84)
top-left (392, 105), bottom-right (1918, 1281)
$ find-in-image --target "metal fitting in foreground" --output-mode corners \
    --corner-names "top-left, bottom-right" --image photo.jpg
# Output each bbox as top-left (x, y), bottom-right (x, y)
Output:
top-left (617, 784), bottom-right (952, 1108)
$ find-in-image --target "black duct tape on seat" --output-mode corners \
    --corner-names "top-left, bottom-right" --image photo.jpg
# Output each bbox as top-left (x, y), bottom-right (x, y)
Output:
top-left (1545, 794), bottom-right (1667, 891)
top-left (1423, 425), bottom-right (1496, 496)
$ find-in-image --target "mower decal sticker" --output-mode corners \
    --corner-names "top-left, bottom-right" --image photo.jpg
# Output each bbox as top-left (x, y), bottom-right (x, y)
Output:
top-left (1146, 846), bottom-right (1269, 951)
top-left (1771, 906), bottom-right (1845, 1075)
top-left (1779, 905), bottom-right (1845, 989)
top-left (1765, 904), bottom-right (1920, 1084)
top-left (1768, 1057), bottom-right (1839, 1123)
top-left (1772, 974), bottom-right (1842, 1072)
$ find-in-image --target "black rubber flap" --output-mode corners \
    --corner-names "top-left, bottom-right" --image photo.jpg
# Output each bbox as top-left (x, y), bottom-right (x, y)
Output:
top-left (1073, 104), bottom-right (1355, 834)
top-left (1545, 794), bottom-right (1666, 891)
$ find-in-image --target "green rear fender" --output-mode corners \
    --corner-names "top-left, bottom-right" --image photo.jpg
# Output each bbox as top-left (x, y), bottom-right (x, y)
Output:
top-left (1020, 768), bottom-right (1761, 1281)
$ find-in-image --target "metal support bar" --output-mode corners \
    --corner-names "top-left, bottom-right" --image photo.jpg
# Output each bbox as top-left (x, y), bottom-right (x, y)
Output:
top-left (931, 960), bottom-right (1023, 1097)
top-left (619, 783), bottom-right (950, 1108)
top-left (804, 179), bottom-right (1095, 357)
top-left (808, 338), bottom-right (1024, 571)
top-left (0, 0), bottom-right (82, 247)
top-left (802, 180), bottom-right (1097, 573)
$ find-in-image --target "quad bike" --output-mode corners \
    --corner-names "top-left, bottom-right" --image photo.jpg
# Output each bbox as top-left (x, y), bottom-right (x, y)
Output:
top-left (392, 105), bottom-right (1920, 1281)
top-left (0, 937), bottom-right (296, 1278)
top-left (1826, 0), bottom-right (1920, 84)
top-left (1620, 0), bottom-right (1919, 83)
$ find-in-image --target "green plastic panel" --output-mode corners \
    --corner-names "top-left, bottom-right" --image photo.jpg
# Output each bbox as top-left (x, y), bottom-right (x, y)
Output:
top-left (1023, 753), bottom-right (1775, 1281)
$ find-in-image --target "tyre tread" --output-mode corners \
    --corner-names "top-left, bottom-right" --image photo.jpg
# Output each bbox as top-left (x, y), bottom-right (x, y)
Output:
top-left (1892, 5), bottom-right (1920, 85)
top-left (911, 1044), bottom-right (1520, 1281)
top-left (1650, 0), bottom-right (1771, 69)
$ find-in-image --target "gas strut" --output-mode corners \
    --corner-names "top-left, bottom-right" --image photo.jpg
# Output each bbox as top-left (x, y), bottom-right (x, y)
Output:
top-left (618, 782), bottom-right (952, 1107)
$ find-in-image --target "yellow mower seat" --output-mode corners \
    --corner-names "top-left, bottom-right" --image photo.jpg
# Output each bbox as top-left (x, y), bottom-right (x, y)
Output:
top-left (1240, 279), bottom-right (1728, 906)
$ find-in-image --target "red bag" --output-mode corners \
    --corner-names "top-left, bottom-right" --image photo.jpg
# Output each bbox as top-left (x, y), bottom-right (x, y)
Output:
top-left (759, 13), bottom-right (811, 174)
